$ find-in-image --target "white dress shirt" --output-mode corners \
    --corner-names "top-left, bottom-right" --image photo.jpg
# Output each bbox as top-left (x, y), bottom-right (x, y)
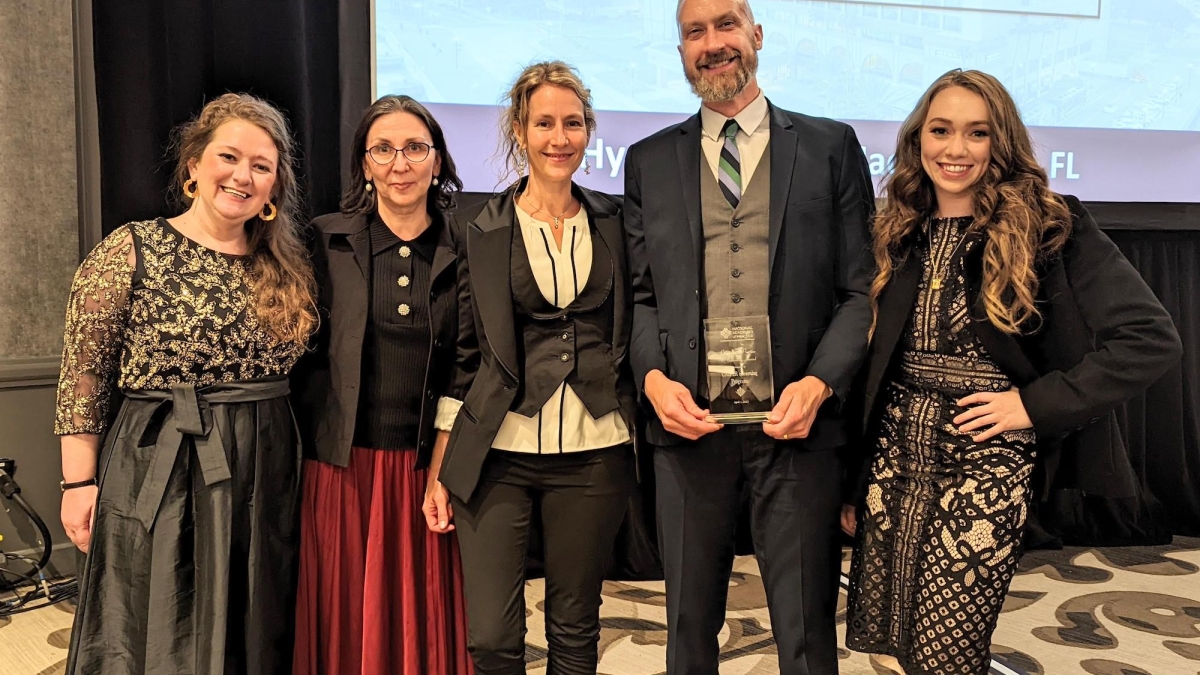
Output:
top-left (434, 200), bottom-right (630, 453)
top-left (699, 90), bottom-right (771, 190)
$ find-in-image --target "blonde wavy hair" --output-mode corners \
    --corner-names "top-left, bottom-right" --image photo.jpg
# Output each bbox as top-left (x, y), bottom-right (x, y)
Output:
top-left (498, 61), bottom-right (597, 185)
top-left (171, 93), bottom-right (317, 345)
top-left (871, 69), bottom-right (1071, 335)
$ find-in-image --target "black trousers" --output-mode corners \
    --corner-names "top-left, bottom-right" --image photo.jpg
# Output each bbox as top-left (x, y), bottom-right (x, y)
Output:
top-left (654, 427), bottom-right (843, 675)
top-left (452, 445), bottom-right (635, 675)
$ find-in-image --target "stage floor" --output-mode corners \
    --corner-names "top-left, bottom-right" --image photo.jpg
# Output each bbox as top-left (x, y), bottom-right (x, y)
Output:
top-left (5, 538), bottom-right (1199, 675)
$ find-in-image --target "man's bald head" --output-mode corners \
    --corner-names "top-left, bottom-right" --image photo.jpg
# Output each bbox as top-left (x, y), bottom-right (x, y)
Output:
top-left (676, 0), bottom-right (755, 39)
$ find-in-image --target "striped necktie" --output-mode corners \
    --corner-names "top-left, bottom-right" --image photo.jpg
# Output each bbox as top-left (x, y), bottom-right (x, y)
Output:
top-left (718, 119), bottom-right (742, 208)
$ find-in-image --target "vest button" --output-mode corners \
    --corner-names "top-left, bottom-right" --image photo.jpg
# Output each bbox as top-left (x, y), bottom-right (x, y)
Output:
top-left (688, 338), bottom-right (697, 349)
top-left (731, 294), bottom-right (742, 303)
top-left (560, 353), bottom-right (571, 362)
top-left (561, 332), bottom-right (570, 341)
top-left (731, 269), bottom-right (741, 278)
top-left (730, 242), bottom-right (740, 252)
top-left (731, 219), bottom-right (742, 228)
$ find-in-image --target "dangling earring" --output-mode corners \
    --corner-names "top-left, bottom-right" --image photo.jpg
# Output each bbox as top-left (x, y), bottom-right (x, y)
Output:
top-left (184, 179), bottom-right (198, 199)
top-left (515, 144), bottom-right (528, 173)
top-left (583, 159), bottom-right (591, 175)
top-left (260, 201), bottom-right (278, 222)
top-left (432, 176), bottom-right (440, 186)
top-left (365, 180), bottom-right (373, 193)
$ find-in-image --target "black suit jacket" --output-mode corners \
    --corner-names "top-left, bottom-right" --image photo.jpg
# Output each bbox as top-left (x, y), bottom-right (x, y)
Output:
top-left (291, 210), bottom-right (459, 469)
top-left (853, 195), bottom-right (1183, 501)
top-left (623, 102), bottom-right (876, 447)
top-left (439, 180), bottom-right (637, 501)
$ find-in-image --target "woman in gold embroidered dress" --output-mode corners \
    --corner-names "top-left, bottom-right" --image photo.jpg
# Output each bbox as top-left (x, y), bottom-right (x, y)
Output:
top-left (54, 93), bottom-right (316, 675)
top-left (842, 70), bottom-right (1182, 675)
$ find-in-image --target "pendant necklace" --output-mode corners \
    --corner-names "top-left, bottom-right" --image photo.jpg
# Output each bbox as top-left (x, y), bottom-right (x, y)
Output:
top-left (525, 196), bottom-right (573, 230)
top-left (929, 217), bottom-right (970, 290)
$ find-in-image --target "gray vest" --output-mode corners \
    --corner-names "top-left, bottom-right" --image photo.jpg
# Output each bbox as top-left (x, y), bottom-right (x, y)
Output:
top-left (700, 145), bottom-right (771, 321)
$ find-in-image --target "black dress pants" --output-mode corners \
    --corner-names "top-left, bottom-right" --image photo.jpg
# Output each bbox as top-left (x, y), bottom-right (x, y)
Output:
top-left (654, 427), bottom-right (843, 675)
top-left (452, 445), bottom-right (634, 675)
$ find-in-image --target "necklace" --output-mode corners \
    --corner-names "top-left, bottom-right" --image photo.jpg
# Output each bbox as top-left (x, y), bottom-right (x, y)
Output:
top-left (928, 217), bottom-right (971, 290)
top-left (523, 195), bottom-right (574, 230)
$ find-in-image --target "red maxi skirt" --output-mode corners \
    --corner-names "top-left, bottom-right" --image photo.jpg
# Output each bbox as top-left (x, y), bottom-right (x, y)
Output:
top-left (293, 447), bottom-right (473, 675)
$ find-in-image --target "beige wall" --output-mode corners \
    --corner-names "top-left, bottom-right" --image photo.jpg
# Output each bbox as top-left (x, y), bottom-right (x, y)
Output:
top-left (0, 0), bottom-right (81, 572)
top-left (0, 0), bottom-right (80, 363)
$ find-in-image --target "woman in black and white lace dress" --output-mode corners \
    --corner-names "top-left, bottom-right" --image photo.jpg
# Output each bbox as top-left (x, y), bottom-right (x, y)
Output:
top-left (843, 70), bottom-right (1181, 675)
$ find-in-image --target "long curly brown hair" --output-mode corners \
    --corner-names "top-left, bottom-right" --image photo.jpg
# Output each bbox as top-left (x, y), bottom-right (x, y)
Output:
top-left (871, 69), bottom-right (1071, 335)
top-left (171, 93), bottom-right (317, 345)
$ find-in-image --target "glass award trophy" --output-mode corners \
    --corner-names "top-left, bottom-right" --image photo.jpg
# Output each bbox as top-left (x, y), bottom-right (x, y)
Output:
top-left (702, 315), bottom-right (774, 424)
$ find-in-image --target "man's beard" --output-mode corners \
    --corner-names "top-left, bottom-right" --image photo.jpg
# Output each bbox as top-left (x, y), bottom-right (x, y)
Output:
top-left (685, 48), bottom-right (758, 103)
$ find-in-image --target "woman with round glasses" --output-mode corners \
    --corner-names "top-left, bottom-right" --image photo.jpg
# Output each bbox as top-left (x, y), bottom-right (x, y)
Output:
top-left (291, 94), bottom-right (472, 675)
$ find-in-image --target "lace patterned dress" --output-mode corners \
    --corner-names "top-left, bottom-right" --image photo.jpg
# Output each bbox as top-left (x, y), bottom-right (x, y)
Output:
top-left (56, 218), bottom-right (308, 675)
top-left (845, 217), bottom-right (1037, 675)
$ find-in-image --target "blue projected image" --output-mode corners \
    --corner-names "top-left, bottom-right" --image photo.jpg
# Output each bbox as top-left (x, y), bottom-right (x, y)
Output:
top-left (375, 0), bottom-right (1200, 200)
top-left (376, 0), bottom-right (1200, 132)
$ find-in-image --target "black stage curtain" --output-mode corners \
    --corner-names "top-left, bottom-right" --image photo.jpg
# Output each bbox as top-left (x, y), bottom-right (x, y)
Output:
top-left (92, 0), bottom-right (372, 235)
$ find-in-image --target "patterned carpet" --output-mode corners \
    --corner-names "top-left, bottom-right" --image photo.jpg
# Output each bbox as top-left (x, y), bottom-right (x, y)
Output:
top-left (4, 539), bottom-right (1199, 674)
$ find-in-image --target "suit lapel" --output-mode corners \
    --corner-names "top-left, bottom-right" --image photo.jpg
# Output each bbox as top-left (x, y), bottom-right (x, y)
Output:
top-left (430, 215), bottom-right (456, 284)
top-left (469, 185), bottom-right (521, 382)
top-left (322, 215), bottom-right (372, 343)
top-left (865, 249), bottom-right (922, 419)
top-left (323, 213), bottom-right (372, 280)
top-left (962, 241), bottom-right (1040, 387)
top-left (584, 190), bottom-right (629, 364)
top-left (767, 104), bottom-right (798, 280)
top-left (349, 230), bottom-right (370, 278)
top-left (674, 114), bottom-right (704, 267)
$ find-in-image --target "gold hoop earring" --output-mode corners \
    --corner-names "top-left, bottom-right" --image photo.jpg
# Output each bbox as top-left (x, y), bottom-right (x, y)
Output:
top-left (184, 179), bottom-right (198, 199)
top-left (260, 202), bottom-right (278, 222)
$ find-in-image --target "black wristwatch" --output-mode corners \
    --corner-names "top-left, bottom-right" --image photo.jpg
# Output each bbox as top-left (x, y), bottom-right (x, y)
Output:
top-left (60, 478), bottom-right (97, 492)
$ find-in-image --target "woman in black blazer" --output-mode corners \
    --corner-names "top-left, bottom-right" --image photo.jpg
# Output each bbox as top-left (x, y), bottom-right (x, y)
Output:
top-left (291, 95), bottom-right (471, 675)
top-left (424, 61), bottom-right (637, 674)
top-left (842, 70), bottom-right (1182, 675)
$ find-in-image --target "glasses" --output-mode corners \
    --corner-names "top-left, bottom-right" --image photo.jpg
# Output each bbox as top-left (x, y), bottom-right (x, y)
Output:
top-left (367, 141), bottom-right (434, 165)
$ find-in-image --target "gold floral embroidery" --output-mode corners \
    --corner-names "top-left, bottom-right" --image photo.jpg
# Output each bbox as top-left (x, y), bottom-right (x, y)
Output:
top-left (54, 226), bottom-right (136, 434)
top-left (55, 220), bottom-right (305, 435)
